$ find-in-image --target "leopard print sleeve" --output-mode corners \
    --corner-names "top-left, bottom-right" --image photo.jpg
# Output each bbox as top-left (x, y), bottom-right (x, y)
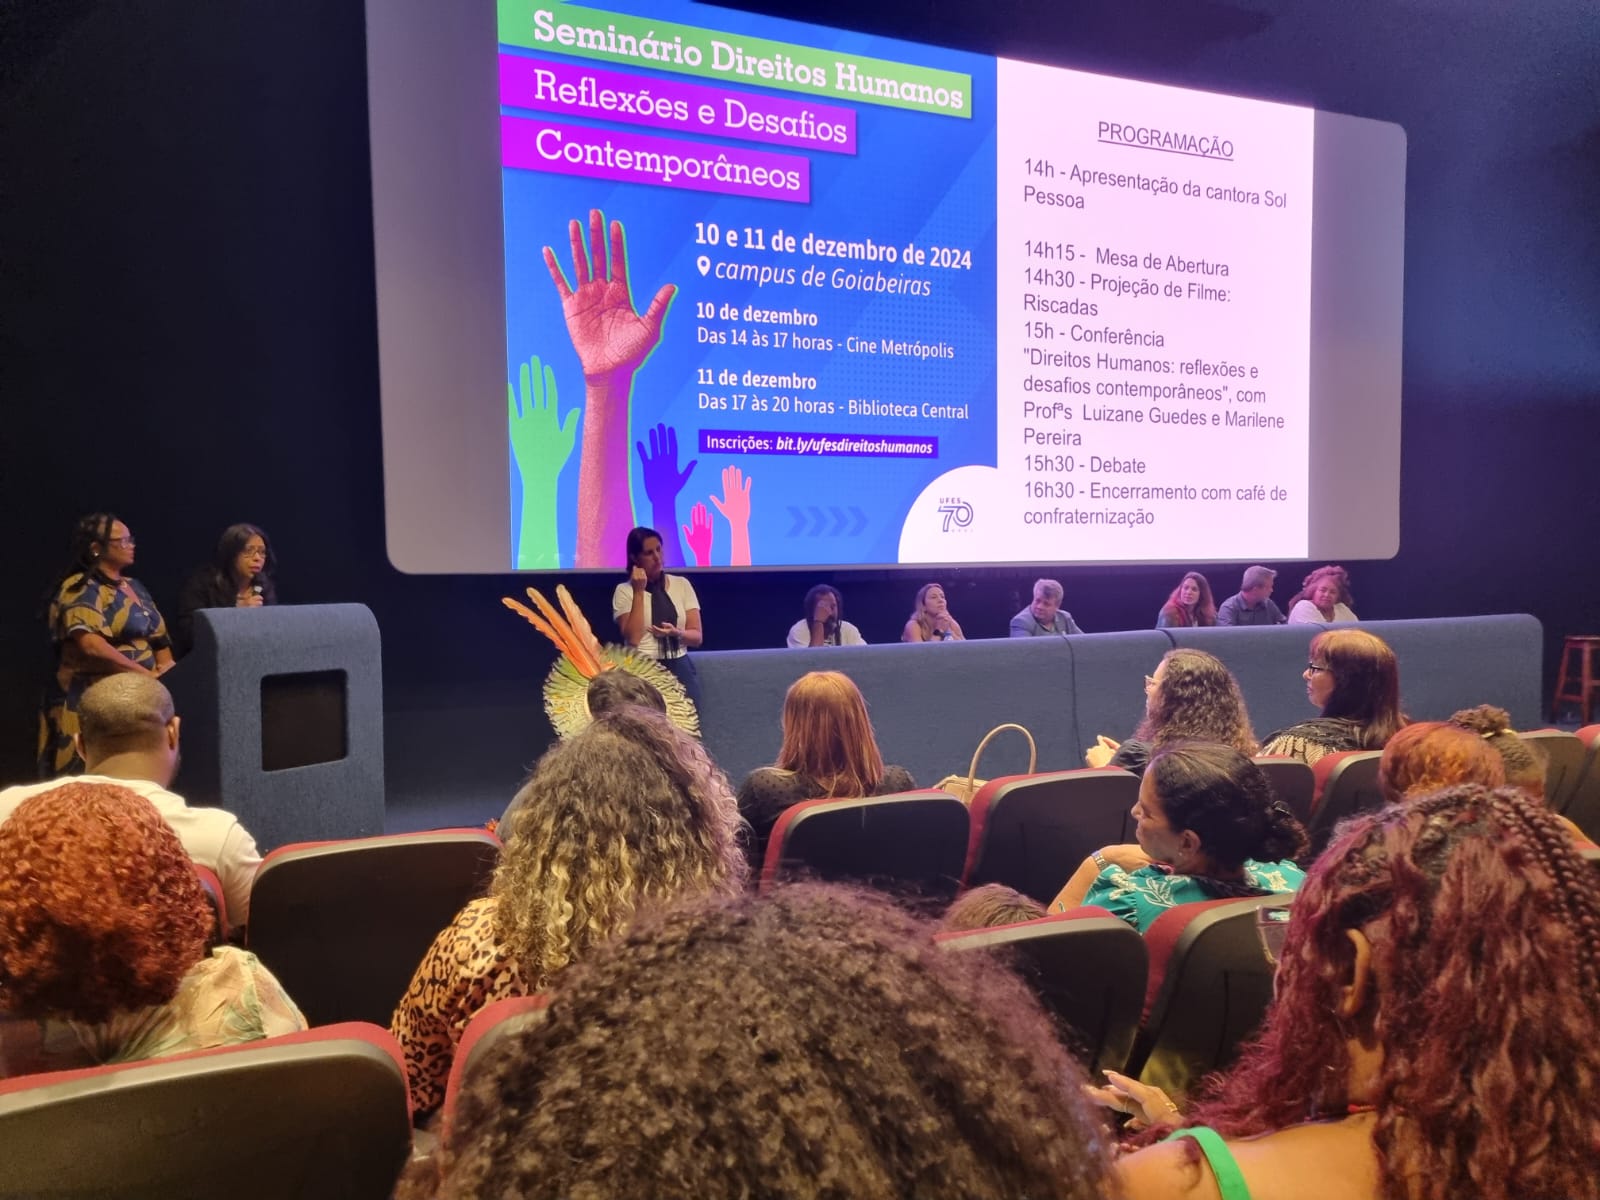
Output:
top-left (390, 896), bottom-right (528, 1119)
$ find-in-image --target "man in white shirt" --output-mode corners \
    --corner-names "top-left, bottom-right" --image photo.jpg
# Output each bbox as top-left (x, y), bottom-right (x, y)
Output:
top-left (0, 675), bottom-right (261, 926)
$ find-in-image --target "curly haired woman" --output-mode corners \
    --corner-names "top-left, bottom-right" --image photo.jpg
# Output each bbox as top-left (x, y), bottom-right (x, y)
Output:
top-left (1285, 564), bottom-right (1358, 624)
top-left (1087, 649), bottom-right (1258, 773)
top-left (391, 706), bottom-right (747, 1119)
top-left (1109, 783), bottom-right (1600, 1200)
top-left (0, 783), bottom-right (303, 1077)
top-left (396, 885), bottom-right (1114, 1200)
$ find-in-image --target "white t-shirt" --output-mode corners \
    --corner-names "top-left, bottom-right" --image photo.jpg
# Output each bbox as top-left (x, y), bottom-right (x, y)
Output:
top-left (785, 619), bottom-right (866, 648)
top-left (0, 775), bottom-right (262, 926)
top-left (612, 574), bottom-right (700, 660)
top-left (1287, 600), bottom-right (1359, 625)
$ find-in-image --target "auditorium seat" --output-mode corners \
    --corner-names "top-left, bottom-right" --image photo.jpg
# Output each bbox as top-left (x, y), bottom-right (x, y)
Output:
top-left (441, 994), bottom-right (550, 1133)
top-left (962, 769), bottom-right (1139, 903)
top-left (758, 791), bottom-right (968, 897)
top-left (1564, 725), bottom-right (1600, 842)
top-left (1253, 756), bottom-right (1315, 826)
top-left (0, 1023), bottom-right (411, 1199)
top-left (1518, 729), bottom-right (1587, 813)
top-left (936, 908), bottom-right (1146, 1074)
top-left (1128, 894), bottom-right (1291, 1099)
top-left (194, 863), bottom-right (230, 944)
top-left (1308, 750), bottom-right (1385, 854)
top-left (248, 829), bottom-right (501, 1026)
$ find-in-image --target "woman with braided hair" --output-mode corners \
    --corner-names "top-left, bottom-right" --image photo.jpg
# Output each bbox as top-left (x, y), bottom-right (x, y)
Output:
top-left (1110, 783), bottom-right (1600, 1200)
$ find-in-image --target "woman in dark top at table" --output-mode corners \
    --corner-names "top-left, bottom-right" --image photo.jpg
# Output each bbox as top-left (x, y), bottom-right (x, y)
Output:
top-left (1155, 571), bottom-right (1217, 628)
top-left (38, 513), bottom-right (173, 776)
top-left (174, 524), bottom-right (277, 657)
top-left (737, 671), bottom-right (915, 868)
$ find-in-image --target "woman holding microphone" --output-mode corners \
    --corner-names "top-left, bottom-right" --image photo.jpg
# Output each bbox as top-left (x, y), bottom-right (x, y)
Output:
top-left (613, 526), bottom-right (703, 711)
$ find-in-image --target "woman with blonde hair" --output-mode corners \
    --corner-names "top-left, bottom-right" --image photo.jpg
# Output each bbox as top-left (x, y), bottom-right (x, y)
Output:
top-left (902, 582), bottom-right (965, 642)
top-left (391, 706), bottom-right (746, 1119)
top-left (737, 671), bottom-right (915, 866)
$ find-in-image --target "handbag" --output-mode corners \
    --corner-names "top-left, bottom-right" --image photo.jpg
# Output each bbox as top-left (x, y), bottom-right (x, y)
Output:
top-left (936, 723), bottom-right (1038, 804)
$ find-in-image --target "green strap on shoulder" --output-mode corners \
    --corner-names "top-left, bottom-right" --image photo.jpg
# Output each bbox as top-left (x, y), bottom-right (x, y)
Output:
top-left (1165, 1126), bottom-right (1252, 1200)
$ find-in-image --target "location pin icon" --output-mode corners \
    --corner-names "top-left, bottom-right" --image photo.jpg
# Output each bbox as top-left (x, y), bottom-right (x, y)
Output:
top-left (696, 255), bottom-right (711, 276)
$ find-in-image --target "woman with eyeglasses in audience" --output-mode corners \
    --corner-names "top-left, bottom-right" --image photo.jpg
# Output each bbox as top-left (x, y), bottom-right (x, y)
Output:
top-left (1052, 743), bottom-right (1308, 932)
top-left (392, 706), bottom-right (746, 1120)
top-left (1086, 648), bottom-right (1258, 772)
top-left (38, 513), bottom-right (174, 776)
top-left (173, 523), bottom-right (278, 657)
top-left (1105, 783), bottom-right (1600, 1200)
top-left (0, 783), bottom-right (304, 1077)
top-left (1260, 629), bottom-right (1405, 767)
top-left (396, 885), bottom-right (1114, 1200)
top-left (736, 671), bottom-right (915, 869)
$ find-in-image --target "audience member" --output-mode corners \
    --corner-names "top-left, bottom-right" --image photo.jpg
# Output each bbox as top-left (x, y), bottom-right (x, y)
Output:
top-left (737, 671), bottom-right (915, 867)
top-left (1215, 565), bottom-right (1286, 626)
top-left (1086, 649), bottom-right (1258, 773)
top-left (1052, 743), bottom-right (1307, 931)
top-left (787, 583), bottom-right (865, 647)
top-left (0, 675), bottom-right (262, 925)
top-left (1450, 704), bottom-right (1592, 843)
top-left (392, 707), bottom-right (746, 1118)
top-left (903, 582), bottom-right (964, 642)
top-left (0, 783), bottom-right (303, 1078)
top-left (1286, 564), bottom-right (1358, 624)
top-left (1261, 629), bottom-right (1405, 765)
top-left (1110, 784), bottom-right (1600, 1200)
top-left (1378, 720), bottom-right (1504, 803)
top-left (398, 885), bottom-right (1114, 1200)
top-left (583, 667), bottom-right (667, 717)
top-left (1010, 578), bottom-right (1083, 637)
top-left (173, 522), bottom-right (278, 657)
top-left (1155, 571), bottom-right (1216, 628)
top-left (39, 512), bottom-right (173, 776)
top-left (942, 883), bottom-right (1047, 931)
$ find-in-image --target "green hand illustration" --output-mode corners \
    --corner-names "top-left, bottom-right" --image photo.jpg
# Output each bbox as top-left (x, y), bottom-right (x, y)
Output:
top-left (509, 354), bottom-right (579, 569)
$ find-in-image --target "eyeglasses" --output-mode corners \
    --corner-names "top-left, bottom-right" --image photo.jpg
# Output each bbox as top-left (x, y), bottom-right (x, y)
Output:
top-left (1305, 662), bottom-right (1330, 674)
top-left (106, 535), bottom-right (136, 548)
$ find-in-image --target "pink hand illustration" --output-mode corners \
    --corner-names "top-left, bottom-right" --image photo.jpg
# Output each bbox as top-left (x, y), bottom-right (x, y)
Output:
top-left (544, 208), bottom-right (678, 567)
top-left (709, 464), bottom-right (753, 566)
top-left (683, 502), bottom-right (714, 567)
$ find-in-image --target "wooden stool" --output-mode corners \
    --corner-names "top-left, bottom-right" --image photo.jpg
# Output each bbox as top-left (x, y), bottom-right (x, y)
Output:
top-left (1552, 636), bottom-right (1600, 723)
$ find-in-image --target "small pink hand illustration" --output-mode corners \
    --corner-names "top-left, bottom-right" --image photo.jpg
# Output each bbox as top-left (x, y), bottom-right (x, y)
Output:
top-left (543, 208), bottom-right (678, 567)
top-left (709, 464), bottom-right (753, 566)
top-left (682, 502), bottom-right (714, 567)
top-left (636, 423), bottom-right (697, 568)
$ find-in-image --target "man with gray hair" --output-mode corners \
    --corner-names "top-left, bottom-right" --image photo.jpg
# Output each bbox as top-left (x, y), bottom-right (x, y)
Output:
top-left (1009, 578), bottom-right (1084, 637)
top-left (1216, 565), bottom-right (1287, 626)
top-left (0, 675), bottom-right (261, 924)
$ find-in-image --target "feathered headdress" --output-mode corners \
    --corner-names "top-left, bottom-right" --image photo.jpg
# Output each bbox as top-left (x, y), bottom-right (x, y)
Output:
top-left (502, 585), bottom-right (699, 739)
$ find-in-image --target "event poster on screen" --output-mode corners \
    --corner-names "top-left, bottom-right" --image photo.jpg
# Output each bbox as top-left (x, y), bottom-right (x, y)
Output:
top-left (498, 0), bottom-right (1314, 570)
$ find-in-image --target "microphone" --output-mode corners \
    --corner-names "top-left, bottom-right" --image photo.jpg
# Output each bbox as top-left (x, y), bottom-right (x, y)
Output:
top-left (249, 573), bottom-right (264, 598)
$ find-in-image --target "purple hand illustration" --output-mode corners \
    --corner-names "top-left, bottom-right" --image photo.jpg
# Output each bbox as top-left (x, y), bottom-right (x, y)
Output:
top-left (709, 464), bottom-right (754, 567)
top-left (544, 208), bottom-right (678, 567)
top-left (683, 502), bottom-right (714, 567)
top-left (636, 423), bottom-right (697, 568)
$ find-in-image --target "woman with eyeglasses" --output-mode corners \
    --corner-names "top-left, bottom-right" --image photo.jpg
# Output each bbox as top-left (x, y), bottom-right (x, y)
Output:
top-left (173, 523), bottom-right (278, 657)
top-left (1260, 629), bottom-right (1405, 767)
top-left (38, 513), bottom-right (174, 776)
top-left (1085, 648), bottom-right (1257, 772)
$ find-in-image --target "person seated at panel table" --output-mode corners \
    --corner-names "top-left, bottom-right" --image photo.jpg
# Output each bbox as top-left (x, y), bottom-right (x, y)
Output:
top-left (786, 583), bottom-right (866, 647)
top-left (1010, 578), bottom-right (1084, 637)
top-left (0, 783), bottom-right (304, 1079)
top-left (1051, 743), bottom-right (1307, 933)
top-left (1085, 648), bottom-right (1258, 773)
top-left (1155, 570), bottom-right (1217, 628)
top-left (736, 671), bottom-right (915, 869)
top-left (1215, 564), bottom-right (1287, 626)
top-left (903, 582), bottom-right (964, 642)
top-left (392, 706), bottom-right (746, 1120)
top-left (173, 522), bottom-right (278, 658)
top-left (1285, 563), bottom-right (1359, 624)
top-left (38, 512), bottom-right (174, 777)
top-left (395, 886), bottom-right (1114, 1200)
top-left (1260, 629), bottom-right (1405, 766)
top-left (1102, 784), bottom-right (1600, 1200)
top-left (0, 674), bottom-right (262, 926)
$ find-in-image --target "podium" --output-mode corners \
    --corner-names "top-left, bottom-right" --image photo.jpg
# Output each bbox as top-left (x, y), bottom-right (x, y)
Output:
top-left (162, 604), bottom-right (385, 851)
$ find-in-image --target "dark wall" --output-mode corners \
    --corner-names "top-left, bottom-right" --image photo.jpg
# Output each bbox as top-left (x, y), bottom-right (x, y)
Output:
top-left (3, 1), bottom-right (1597, 814)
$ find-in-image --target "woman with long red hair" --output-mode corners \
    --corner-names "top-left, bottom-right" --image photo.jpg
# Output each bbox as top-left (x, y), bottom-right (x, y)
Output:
top-left (1155, 571), bottom-right (1217, 628)
top-left (736, 671), bottom-right (915, 867)
top-left (1105, 783), bottom-right (1600, 1200)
